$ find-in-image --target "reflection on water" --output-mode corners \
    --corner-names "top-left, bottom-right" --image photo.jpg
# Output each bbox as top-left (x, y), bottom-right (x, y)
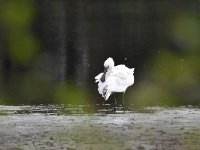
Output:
top-left (0, 105), bottom-right (97, 115)
top-left (0, 105), bottom-right (199, 115)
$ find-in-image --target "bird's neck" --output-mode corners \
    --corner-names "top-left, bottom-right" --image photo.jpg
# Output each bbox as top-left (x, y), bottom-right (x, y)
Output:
top-left (108, 65), bottom-right (114, 70)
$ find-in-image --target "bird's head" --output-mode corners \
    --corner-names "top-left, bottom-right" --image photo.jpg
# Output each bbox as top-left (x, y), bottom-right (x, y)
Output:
top-left (104, 57), bottom-right (114, 70)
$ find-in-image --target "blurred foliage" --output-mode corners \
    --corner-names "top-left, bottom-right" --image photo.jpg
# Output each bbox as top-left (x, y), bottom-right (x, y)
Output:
top-left (0, 1), bottom-right (200, 107)
top-left (0, 0), bottom-right (39, 64)
top-left (129, 81), bottom-right (179, 107)
top-left (128, 12), bottom-right (200, 107)
top-left (54, 81), bottom-right (89, 104)
top-left (0, 0), bottom-right (35, 28)
top-left (8, 33), bottom-right (39, 64)
top-left (128, 49), bottom-right (200, 107)
top-left (0, 72), bottom-right (54, 104)
top-left (169, 12), bottom-right (200, 52)
top-left (152, 50), bottom-right (199, 87)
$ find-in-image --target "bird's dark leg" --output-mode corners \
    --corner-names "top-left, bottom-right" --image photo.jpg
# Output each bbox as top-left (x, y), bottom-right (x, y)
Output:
top-left (123, 92), bottom-right (125, 113)
top-left (114, 93), bottom-right (117, 113)
top-left (102, 100), bottom-right (105, 110)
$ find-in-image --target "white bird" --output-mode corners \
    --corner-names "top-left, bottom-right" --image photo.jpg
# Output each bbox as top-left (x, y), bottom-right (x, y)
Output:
top-left (95, 57), bottom-right (134, 112)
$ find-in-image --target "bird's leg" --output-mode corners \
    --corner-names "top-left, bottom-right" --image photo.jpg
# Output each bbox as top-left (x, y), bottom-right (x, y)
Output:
top-left (123, 92), bottom-right (125, 113)
top-left (114, 93), bottom-right (117, 113)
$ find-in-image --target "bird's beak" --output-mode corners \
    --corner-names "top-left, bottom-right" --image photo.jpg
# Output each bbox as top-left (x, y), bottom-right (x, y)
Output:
top-left (104, 67), bottom-right (108, 73)
top-left (100, 67), bottom-right (108, 82)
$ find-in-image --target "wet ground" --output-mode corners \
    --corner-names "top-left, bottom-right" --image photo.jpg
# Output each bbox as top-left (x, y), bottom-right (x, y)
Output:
top-left (0, 105), bottom-right (200, 150)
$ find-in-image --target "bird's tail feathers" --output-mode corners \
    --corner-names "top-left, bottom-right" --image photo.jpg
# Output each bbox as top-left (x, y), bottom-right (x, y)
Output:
top-left (102, 86), bottom-right (111, 100)
top-left (104, 90), bottom-right (112, 101)
top-left (131, 68), bottom-right (135, 73)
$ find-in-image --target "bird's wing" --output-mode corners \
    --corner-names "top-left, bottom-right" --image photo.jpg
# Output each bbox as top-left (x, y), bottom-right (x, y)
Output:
top-left (115, 65), bottom-right (133, 74)
top-left (95, 73), bottom-right (103, 82)
top-left (107, 65), bottom-right (134, 89)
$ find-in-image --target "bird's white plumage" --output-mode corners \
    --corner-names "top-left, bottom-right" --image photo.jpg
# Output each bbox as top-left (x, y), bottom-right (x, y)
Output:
top-left (95, 57), bottom-right (134, 100)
